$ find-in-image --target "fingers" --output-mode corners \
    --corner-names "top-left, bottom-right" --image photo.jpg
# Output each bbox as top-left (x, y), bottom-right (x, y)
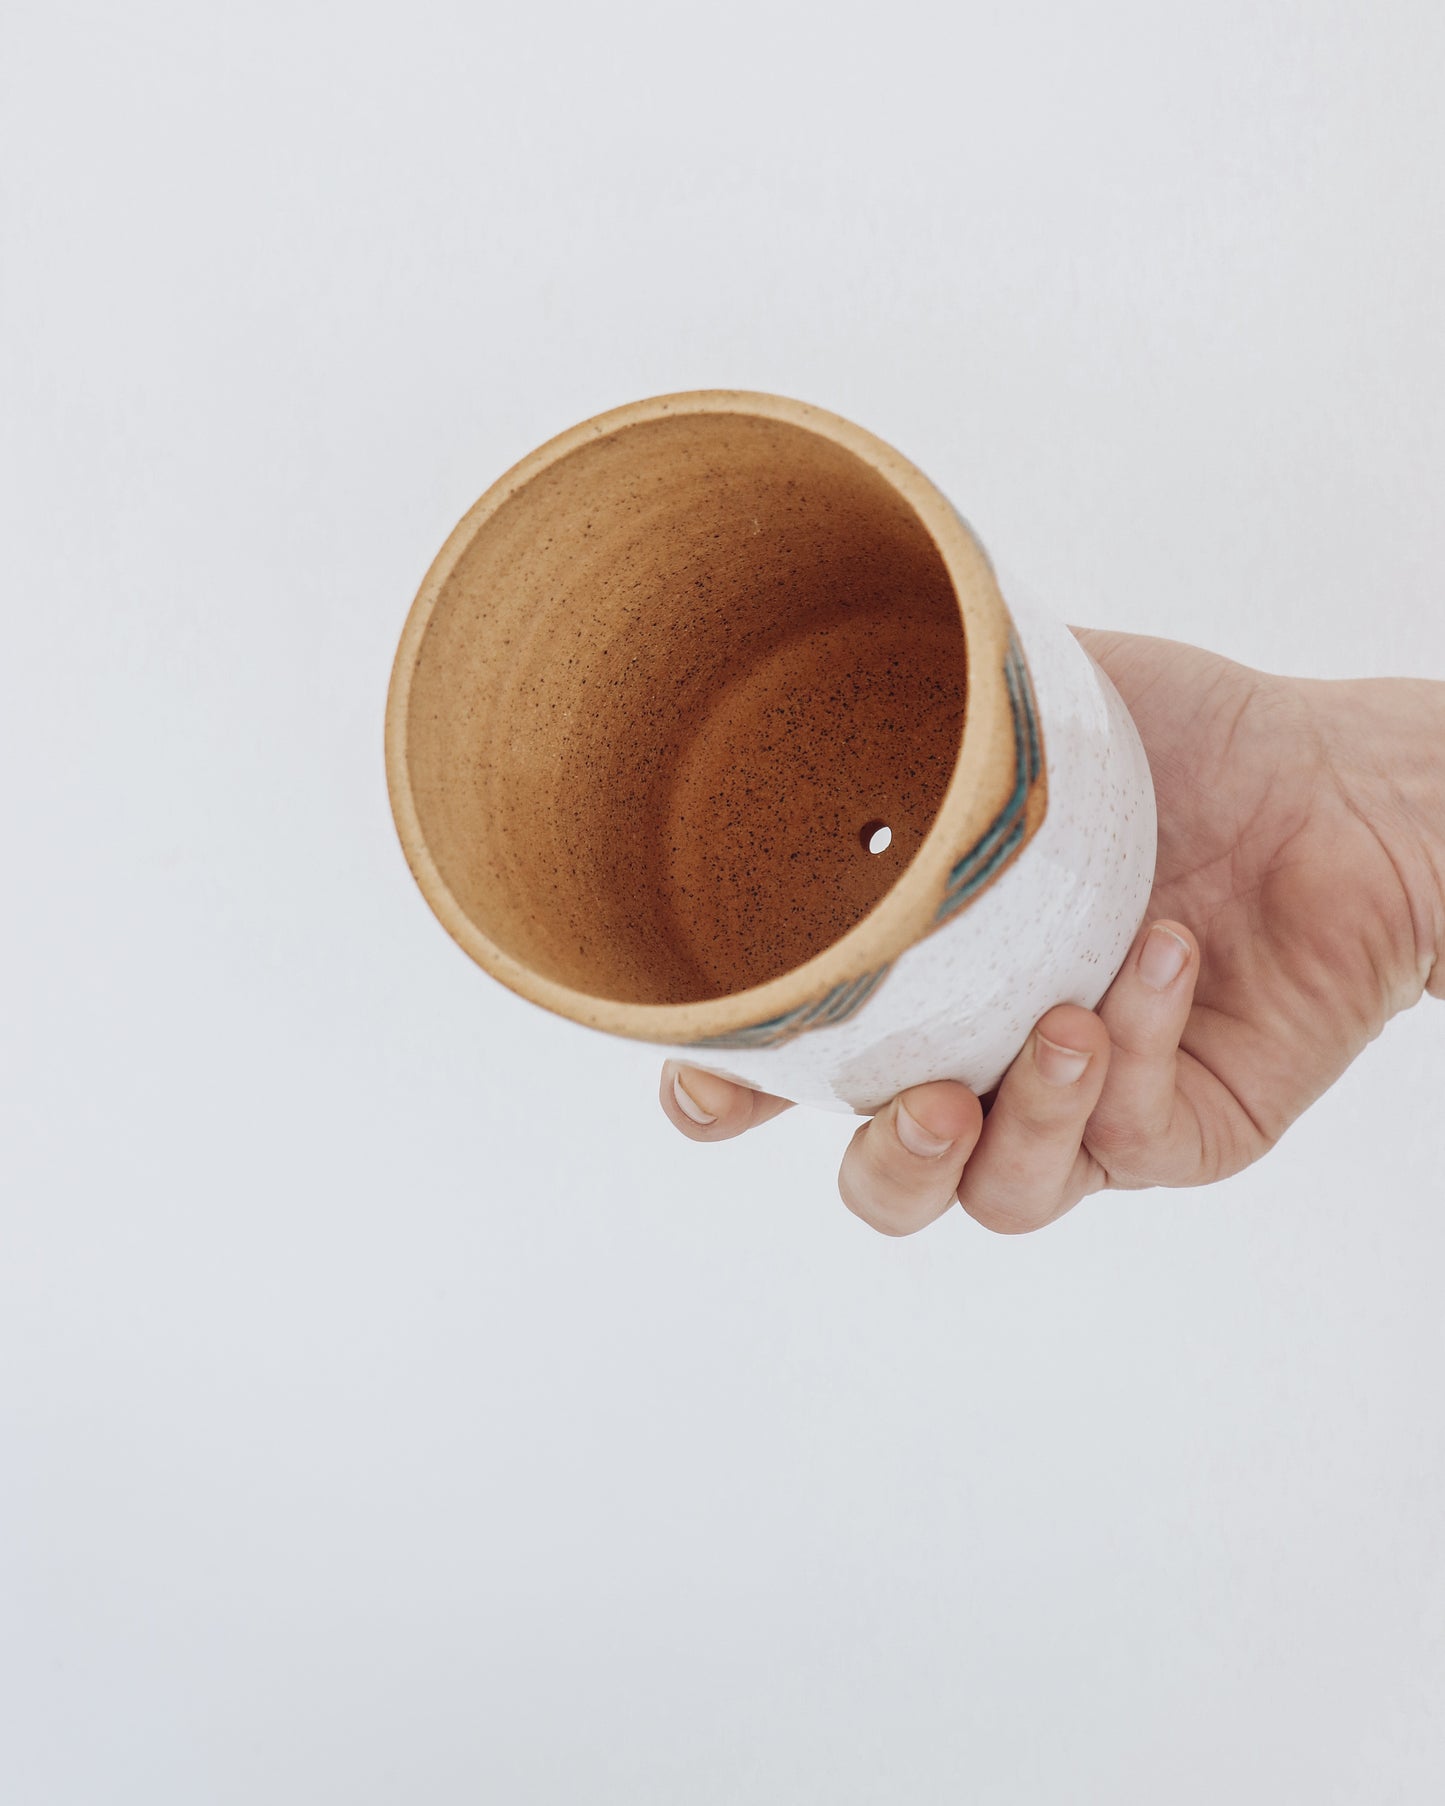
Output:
top-left (659, 1061), bottom-right (794, 1141)
top-left (838, 1081), bottom-right (985, 1237)
top-left (663, 921), bottom-right (1200, 1234)
top-left (955, 1004), bottom-right (1112, 1234)
top-left (1087, 919), bottom-right (1201, 1186)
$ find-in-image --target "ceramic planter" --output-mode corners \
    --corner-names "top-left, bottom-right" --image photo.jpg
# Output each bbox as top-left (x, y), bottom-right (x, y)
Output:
top-left (385, 391), bottom-right (1156, 1114)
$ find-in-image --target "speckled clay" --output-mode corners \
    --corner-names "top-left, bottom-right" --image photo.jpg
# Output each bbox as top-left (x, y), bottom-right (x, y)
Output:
top-left (385, 391), bottom-right (1157, 1114)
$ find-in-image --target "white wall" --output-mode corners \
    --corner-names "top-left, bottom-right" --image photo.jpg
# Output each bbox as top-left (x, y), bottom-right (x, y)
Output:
top-left (3, 2), bottom-right (1443, 1799)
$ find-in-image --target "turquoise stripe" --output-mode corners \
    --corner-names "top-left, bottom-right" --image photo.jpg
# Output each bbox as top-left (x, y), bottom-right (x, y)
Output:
top-left (935, 634), bottom-right (1039, 925)
top-left (691, 962), bottom-right (896, 1050)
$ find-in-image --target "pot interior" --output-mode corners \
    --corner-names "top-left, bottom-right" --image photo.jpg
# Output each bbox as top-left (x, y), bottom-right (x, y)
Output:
top-left (403, 409), bottom-right (967, 1005)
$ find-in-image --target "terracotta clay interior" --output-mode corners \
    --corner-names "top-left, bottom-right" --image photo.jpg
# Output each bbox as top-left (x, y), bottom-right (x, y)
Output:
top-left (404, 410), bottom-right (968, 1006)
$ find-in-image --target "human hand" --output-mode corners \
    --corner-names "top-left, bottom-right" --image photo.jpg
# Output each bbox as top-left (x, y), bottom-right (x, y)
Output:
top-left (660, 629), bottom-right (1445, 1234)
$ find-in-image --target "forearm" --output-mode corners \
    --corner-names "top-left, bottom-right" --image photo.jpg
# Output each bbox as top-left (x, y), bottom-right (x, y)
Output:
top-left (1302, 674), bottom-right (1445, 1001)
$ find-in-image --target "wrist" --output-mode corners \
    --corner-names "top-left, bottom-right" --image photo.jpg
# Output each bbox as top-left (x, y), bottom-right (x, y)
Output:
top-left (1303, 673), bottom-right (1445, 1001)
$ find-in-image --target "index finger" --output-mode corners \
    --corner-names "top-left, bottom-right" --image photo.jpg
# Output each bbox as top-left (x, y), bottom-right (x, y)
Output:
top-left (659, 1061), bottom-right (795, 1141)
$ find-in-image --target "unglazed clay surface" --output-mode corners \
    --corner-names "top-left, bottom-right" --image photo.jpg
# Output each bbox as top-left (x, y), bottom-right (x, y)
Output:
top-left (654, 564), bottom-right (1158, 1113)
top-left (397, 408), bottom-right (994, 1007)
top-left (387, 394), bottom-right (1156, 1114)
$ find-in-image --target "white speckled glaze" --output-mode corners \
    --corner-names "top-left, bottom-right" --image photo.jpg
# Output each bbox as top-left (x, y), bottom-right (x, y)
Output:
top-left (653, 560), bottom-right (1158, 1115)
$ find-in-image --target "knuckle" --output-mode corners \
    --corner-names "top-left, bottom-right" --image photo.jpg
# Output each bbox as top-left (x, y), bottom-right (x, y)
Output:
top-left (1084, 1108), bottom-right (1154, 1168)
top-left (1097, 1009), bottom-right (1173, 1061)
top-left (1083, 1105), bottom-right (1137, 1150)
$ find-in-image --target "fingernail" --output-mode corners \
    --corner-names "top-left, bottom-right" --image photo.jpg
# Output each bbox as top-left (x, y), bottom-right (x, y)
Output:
top-left (1139, 923), bottom-right (1190, 991)
top-left (895, 1097), bottom-right (956, 1158)
top-left (672, 1070), bottom-right (719, 1125)
top-left (1034, 1033), bottom-right (1092, 1087)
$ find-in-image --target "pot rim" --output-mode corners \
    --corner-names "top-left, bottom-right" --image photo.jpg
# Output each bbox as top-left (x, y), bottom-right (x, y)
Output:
top-left (384, 388), bottom-right (1032, 1047)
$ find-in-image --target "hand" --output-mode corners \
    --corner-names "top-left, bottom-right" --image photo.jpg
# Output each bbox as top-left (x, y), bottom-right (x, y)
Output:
top-left (660, 629), bottom-right (1445, 1235)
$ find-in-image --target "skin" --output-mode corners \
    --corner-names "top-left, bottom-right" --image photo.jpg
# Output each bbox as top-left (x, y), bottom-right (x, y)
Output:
top-left (659, 628), bottom-right (1445, 1237)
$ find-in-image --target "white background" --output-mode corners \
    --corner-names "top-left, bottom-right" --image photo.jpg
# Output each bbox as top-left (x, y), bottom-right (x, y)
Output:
top-left (3, 2), bottom-right (1444, 1799)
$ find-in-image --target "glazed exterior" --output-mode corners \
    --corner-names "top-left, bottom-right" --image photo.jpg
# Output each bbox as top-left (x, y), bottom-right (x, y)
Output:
top-left (656, 565), bottom-right (1158, 1113)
